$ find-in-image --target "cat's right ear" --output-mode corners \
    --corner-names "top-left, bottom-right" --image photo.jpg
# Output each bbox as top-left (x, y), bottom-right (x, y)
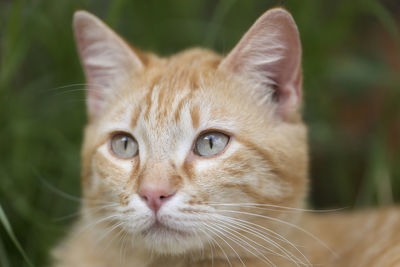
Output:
top-left (73, 11), bottom-right (143, 120)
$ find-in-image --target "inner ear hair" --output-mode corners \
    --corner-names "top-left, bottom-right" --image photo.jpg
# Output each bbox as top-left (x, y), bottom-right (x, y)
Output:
top-left (218, 8), bottom-right (302, 121)
top-left (73, 10), bottom-right (144, 120)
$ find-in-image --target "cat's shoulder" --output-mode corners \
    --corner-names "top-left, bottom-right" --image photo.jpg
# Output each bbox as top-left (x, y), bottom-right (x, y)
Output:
top-left (305, 207), bottom-right (400, 267)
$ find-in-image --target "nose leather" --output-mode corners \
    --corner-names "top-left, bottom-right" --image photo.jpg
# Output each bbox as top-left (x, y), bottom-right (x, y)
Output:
top-left (139, 184), bottom-right (176, 212)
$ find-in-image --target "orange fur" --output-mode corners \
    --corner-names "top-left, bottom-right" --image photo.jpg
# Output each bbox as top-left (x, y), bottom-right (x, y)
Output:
top-left (52, 8), bottom-right (400, 267)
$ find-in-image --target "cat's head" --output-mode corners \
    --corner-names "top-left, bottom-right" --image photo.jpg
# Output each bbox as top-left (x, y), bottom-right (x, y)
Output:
top-left (74, 8), bottom-right (308, 256)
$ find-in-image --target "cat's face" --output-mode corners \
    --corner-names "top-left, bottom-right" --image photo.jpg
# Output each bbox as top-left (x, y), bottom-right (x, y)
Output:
top-left (75, 9), bottom-right (308, 255)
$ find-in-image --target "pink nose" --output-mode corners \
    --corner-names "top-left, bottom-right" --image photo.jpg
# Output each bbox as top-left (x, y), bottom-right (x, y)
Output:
top-left (139, 186), bottom-right (176, 212)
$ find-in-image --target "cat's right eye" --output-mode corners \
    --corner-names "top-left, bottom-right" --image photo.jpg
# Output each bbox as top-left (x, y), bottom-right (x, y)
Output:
top-left (110, 133), bottom-right (138, 159)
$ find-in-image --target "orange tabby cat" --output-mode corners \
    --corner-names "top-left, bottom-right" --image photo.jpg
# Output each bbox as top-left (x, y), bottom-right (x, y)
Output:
top-left (52, 8), bottom-right (400, 267)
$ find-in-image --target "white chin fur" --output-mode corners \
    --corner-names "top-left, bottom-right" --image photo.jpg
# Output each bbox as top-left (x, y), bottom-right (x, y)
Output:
top-left (141, 227), bottom-right (204, 255)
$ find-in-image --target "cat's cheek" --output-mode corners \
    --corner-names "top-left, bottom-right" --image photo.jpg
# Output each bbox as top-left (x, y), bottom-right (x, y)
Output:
top-left (191, 139), bottom-right (241, 174)
top-left (90, 145), bottom-right (135, 192)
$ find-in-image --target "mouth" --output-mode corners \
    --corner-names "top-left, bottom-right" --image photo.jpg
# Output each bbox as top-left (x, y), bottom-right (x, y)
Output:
top-left (139, 218), bottom-right (205, 254)
top-left (142, 221), bottom-right (190, 238)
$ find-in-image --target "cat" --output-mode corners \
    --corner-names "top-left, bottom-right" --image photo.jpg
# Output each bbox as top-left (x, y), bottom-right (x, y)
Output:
top-left (52, 7), bottom-right (400, 267)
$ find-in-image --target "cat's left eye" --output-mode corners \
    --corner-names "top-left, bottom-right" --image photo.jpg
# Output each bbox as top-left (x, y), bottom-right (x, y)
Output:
top-left (110, 133), bottom-right (138, 159)
top-left (195, 132), bottom-right (229, 157)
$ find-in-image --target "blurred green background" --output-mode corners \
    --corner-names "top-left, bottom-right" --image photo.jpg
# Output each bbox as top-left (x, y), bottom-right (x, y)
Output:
top-left (1, 0), bottom-right (399, 265)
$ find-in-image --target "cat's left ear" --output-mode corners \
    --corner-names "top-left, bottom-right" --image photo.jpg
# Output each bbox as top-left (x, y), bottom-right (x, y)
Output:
top-left (219, 8), bottom-right (302, 121)
top-left (73, 10), bottom-right (144, 120)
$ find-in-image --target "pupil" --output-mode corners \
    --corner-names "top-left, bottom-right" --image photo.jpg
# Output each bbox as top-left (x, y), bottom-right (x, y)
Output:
top-left (208, 136), bottom-right (214, 149)
top-left (123, 138), bottom-right (128, 150)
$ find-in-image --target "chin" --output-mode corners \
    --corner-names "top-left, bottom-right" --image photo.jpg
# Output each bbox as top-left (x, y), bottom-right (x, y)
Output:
top-left (140, 226), bottom-right (205, 255)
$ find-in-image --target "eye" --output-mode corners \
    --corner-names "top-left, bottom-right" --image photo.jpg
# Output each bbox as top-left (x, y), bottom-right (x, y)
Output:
top-left (110, 133), bottom-right (138, 159)
top-left (195, 132), bottom-right (229, 157)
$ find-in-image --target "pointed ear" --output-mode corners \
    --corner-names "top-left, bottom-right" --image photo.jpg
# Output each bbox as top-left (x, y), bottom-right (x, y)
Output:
top-left (219, 8), bottom-right (302, 120)
top-left (73, 10), bottom-right (143, 120)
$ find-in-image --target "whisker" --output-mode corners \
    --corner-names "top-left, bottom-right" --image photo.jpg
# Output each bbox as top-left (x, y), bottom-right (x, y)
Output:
top-left (192, 227), bottom-right (206, 259)
top-left (213, 215), bottom-right (307, 266)
top-left (44, 82), bottom-right (127, 111)
top-left (42, 83), bottom-right (92, 93)
top-left (34, 170), bottom-right (115, 206)
top-left (210, 221), bottom-right (276, 266)
top-left (74, 213), bottom-right (120, 238)
top-left (202, 221), bottom-right (247, 267)
top-left (51, 87), bottom-right (113, 98)
top-left (53, 203), bottom-right (120, 222)
top-left (206, 202), bottom-right (349, 213)
top-left (95, 221), bottom-right (125, 247)
top-left (199, 225), bottom-right (233, 267)
top-left (199, 227), bottom-right (231, 267)
top-left (119, 227), bottom-right (130, 264)
top-left (53, 211), bottom-right (82, 222)
top-left (93, 221), bottom-right (126, 258)
top-left (34, 170), bottom-right (84, 203)
top-left (215, 209), bottom-right (338, 258)
top-left (207, 233), bottom-right (215, 267)
top-left (214, 214), bottom-right (311, 266)
top-left (52, 88), bottom-right (87, 97)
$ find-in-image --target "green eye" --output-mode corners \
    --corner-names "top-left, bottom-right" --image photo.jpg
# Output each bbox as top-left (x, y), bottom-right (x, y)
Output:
top-left (195, 132), bottom-right (229, 157)
top-left (110, 133), bottom-right (138, 159)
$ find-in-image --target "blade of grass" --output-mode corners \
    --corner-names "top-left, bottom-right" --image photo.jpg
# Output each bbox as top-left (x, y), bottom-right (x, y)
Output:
top-left (0, 204), bottom-right (34, 267)
top-left (0, 235), bottom-right (11, 267)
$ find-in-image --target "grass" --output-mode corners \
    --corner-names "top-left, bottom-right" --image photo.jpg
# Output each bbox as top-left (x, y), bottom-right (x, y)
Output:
top-left (0, 204), bottom-right (34, 267)
top-left (0, 0), bottom-right (399, 265)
